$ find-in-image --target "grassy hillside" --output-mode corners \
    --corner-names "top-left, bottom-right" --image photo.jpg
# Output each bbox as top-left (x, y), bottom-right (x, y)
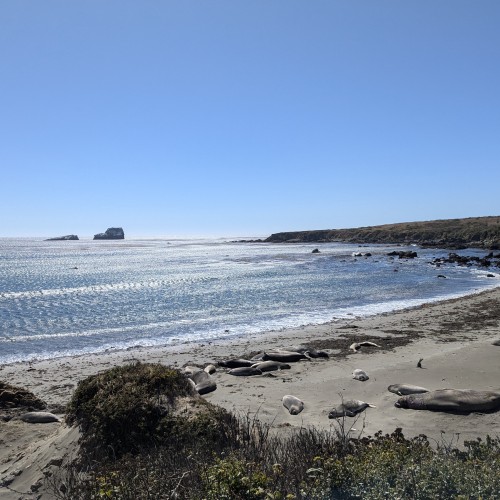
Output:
top-left (265, 216), bottom-right (500, 249)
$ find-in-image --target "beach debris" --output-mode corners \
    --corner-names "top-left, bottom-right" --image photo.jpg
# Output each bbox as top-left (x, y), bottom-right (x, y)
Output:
top-left (283, 395), bottom-right (304, 415)
top-left (0, 382), bottom-right (47, 410)
top-left (349, 341), bottom-right (380, 352)
top-left (352, 369), bottom-right (369, 381)
top-left (328, 400), bottom-right (376, 418)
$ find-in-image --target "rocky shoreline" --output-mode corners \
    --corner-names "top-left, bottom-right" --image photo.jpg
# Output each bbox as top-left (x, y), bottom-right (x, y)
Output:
top-left (264, 216), bottom-right (500, 249)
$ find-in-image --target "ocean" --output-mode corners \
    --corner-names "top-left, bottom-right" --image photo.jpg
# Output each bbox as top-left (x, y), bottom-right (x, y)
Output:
top-left (0, 237), bottom-right (498, 364)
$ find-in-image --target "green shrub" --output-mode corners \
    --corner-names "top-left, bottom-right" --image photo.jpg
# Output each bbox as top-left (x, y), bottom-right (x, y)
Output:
top-left (66, 362), bottom-right (234, 460)
top-left (61, 368), bottom-right (500, 499)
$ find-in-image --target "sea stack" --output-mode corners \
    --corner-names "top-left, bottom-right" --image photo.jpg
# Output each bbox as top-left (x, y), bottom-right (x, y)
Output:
top-left (45, 235), bottom-right (79, 241)
top-left (93, 227), bottom-right (125, 240)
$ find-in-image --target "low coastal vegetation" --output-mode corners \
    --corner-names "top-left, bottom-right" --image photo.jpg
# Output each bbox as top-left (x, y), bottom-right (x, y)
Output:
top-left (53, 362), bottom-right (500, 499)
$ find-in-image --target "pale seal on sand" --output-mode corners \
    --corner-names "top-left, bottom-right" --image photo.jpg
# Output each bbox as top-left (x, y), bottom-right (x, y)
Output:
top-left (218, 358), bottom-right (254, 368)
top-left (395, 389), bottom-right (500, 413)
top-left (228, 367), bottom-right (263, 376)
top-left (388, 384), bottom-right (429, 396)
top-left (183, 365), bottom-right (201, 376)
top-left (262, 351), bottom-right (308, 363)
top-left (251, 360), bottom-right (291, 372)
top-left (352, 369), bottom-right (369, 381)
top-left (188, 370), bottom-right (217, 395)
top-left (19, 412), bottom-right (61, 424)
top-left (328, 400), bottom-right (376, 418)
top-left (282, 395), bottom-right (304, 415)
top-left (204, 364), bottom-right (216, 374)
top-left (349, 341), bottom-right (380, 352)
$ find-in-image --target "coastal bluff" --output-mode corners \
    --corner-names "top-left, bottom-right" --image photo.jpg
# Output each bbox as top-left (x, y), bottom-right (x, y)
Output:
top-left (93, 227), bottom-right (125, 240)
top-left (265, 216), bottom-right (500, 249)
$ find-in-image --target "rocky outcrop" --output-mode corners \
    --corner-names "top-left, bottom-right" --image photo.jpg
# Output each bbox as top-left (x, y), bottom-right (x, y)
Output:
top-left (265, 216), bottom-right (500, 250)
top-left (387, 251), bottom-right (418, 259)
top-left (431, 252), bottom-right (500, 269)
top-left (45, 235), bottom-right (79, 241)
top-left (93, 227), bottom-right (125, 240)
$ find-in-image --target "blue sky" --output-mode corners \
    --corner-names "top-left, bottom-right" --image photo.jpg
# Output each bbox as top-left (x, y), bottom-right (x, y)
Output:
top-left (1, 1), bottom-right (499, 238)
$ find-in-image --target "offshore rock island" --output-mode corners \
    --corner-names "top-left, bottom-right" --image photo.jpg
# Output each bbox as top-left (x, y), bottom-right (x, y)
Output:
top-left (45, 234), bottom-right (79, 241)
top-left (93, 227), bottom-right (125, 240)
top-left (265, 216), bottom-right (500, 249)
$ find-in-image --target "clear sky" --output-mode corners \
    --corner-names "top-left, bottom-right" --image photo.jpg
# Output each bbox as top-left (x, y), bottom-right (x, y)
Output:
top-left (1, 1), bottom-right (499, 238)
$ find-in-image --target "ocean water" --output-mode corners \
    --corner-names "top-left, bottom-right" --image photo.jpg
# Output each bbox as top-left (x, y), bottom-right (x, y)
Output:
top-left (0, 237), bottom-right (498, 364)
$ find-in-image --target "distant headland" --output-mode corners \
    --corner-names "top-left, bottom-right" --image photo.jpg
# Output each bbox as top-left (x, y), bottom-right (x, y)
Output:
top-left (265, 216), bottom-right (500, 250)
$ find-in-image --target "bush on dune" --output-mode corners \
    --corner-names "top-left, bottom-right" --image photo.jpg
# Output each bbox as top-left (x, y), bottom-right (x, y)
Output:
top-left (65, 362), bottom-right (236, 461)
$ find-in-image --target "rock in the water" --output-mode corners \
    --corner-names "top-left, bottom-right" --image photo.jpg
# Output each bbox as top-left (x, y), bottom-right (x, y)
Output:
top-left (387, 251), bottom-right (418, 259)
top-left (93, 227), bottom-right (125, 240)
top-left (45, 235), bottom-right (79, 241)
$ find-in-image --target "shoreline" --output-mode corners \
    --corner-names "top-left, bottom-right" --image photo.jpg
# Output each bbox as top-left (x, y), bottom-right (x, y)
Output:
top-left (1, 287), bottom-right (500, 498)
top-left (1, 287), bottom-right (499, 421)
top-left (2, 279), bottom-right (499, 367)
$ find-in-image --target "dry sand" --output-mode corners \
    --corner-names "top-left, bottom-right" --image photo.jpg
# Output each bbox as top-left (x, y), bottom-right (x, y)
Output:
top-left (1, 286), bottom-right (500, 498)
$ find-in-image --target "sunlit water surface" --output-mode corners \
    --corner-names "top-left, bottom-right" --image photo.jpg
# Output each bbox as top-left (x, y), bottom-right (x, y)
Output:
top-left (0, 238), bottom-right (498, 364)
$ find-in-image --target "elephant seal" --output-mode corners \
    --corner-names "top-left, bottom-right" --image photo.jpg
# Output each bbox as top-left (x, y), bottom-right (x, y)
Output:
top-left (352, 369), bottom-right (369, 381)
top-left (228, 367), bottom-right (262, 376)
top-left (188, 370), bottom-right (217, 395)
top-left (218, 358), bottom-right (254, 368)
top-left (251, 361), bottom-right (291, 372)
top-left (293, 347), bottom-right (329, 359)
top-left (492, 339), bottom-right (500, 346)
top-left (19, 412), bottom-right (61, 424)
top-left (204, 364), bottom-right (216, 374)
top-left (349, 341), bottom-right (380, 352)
top-left (262, 351), bottom-right (308, 363)
top-left (395, 389), bottom-right (500, 413)
top-left (183, 365), bottom-right (202, 376)
top-left (328, 400), bottom-right (376, 418)
top-left (282, 395), bottom-right (304, 415)
top-left (388, 384), bottom-right (429, 396)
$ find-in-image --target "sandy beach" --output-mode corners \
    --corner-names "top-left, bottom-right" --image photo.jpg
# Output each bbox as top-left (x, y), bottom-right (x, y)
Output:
top-left (1, 286), bottom-right (500, 498)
